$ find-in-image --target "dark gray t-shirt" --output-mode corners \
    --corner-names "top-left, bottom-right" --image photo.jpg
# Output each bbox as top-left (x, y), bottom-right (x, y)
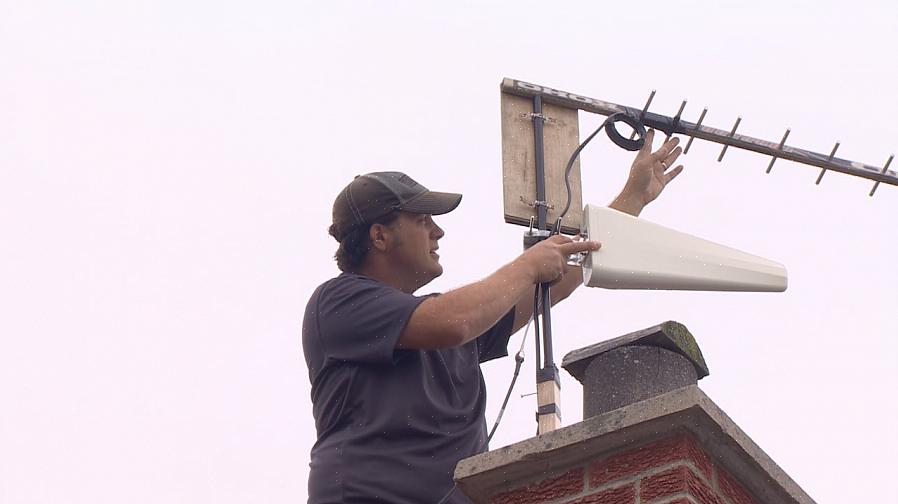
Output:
top-left (302, 273), bottom-right (515, 504)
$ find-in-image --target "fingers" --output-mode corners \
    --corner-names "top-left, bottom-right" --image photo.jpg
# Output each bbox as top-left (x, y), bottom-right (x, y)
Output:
top-left (529, 236), bottom-right (600, 283)
top-left (664, 165), bottom-right (684, 184)
top-left (547, 234), bottom-right (572, 244)
top-left (651, 136), bottom-right (680, 162)
top-left (639, 129), bottom-right (655, 155)
top-left (537, 235), bottom-right (600, 256)
top-left (545, 235), bottom-right (599, 253)
top-left (661, 145), bottom-right (683, 170)
top-left (558, 240), bottom-right (600, 255)
top-left (640, 129), bottom-right (684, 163)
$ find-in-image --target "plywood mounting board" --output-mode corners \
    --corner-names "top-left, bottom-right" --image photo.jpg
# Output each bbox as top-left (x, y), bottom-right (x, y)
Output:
top-left (501, 91), bottom-right (583, 235)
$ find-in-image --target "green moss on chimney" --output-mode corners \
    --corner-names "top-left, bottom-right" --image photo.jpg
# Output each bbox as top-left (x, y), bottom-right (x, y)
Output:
top-left (661, 321), bottom-right (709, 377)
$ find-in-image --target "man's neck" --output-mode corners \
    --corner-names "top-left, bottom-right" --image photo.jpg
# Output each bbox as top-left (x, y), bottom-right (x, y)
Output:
top-left (356, 260), bottom-right (418, 294)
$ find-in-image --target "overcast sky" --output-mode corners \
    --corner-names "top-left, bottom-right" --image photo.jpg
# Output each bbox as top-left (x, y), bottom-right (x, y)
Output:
top-left (2, 1), bottom-right (896, 502)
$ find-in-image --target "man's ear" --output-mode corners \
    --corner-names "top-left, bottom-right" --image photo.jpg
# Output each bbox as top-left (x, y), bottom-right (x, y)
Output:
top-left (369, 223), bottom-right (389, 252)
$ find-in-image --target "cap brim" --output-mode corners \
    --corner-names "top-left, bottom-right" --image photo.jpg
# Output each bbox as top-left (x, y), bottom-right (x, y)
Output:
top-left (400, 190), bottom-right (462, 215)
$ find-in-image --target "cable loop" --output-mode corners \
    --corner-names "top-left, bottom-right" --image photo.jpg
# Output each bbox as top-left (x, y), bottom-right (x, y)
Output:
top-left (605, 112), bottom-right (647, 152)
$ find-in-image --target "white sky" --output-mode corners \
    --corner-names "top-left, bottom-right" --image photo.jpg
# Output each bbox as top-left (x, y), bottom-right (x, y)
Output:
top-left (2, 1), bottom-right (896, 502)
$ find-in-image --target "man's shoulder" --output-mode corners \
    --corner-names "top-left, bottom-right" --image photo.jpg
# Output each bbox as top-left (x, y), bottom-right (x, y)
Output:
top-left (303, 274), bottom-right (386, 340)
top-left (308, 272), bottom-right (419, 311)
top-left (307, 274), bottom-right (447, 319)
top-left (312, 272), bottom-right (385, 299)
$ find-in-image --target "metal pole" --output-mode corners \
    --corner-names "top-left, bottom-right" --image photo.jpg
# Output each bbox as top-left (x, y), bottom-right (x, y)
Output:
top-left (531, 96), bottom-right (561, 435)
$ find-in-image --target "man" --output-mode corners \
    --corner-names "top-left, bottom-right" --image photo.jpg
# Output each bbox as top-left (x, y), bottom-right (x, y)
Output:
top-left (303, 130), bottom-right (684, 503)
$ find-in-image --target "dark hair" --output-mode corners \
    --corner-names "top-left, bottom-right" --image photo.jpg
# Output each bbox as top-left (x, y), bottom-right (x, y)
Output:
top-left (328, 211), bottom-right (400, 272)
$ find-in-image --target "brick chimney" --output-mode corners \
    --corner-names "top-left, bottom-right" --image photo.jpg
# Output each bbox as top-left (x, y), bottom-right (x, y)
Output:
top-left (454, 321), bottom-right (815, 504)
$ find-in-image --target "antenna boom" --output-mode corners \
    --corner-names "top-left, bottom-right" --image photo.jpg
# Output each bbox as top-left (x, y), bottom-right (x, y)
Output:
top-left (501, 78), bottom-right (898, 189)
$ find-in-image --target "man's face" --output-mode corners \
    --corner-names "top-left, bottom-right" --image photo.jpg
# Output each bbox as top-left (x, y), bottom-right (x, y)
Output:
top-left (385, 212), bottom-right (445, 289)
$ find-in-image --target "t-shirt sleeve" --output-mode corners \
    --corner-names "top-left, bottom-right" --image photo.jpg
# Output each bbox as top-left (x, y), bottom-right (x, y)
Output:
top-left (312, 276), bottom-right (426, 365)
top-left (476, 308), bottom-right (516, 363)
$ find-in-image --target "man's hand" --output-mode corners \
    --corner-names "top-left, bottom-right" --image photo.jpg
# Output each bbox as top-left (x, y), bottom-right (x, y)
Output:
top-left (611, 129), bottom-right (684, 217)
top-left (509, 235), bottom-right (596, 333)
top-left (518, 235), bottom-right (600, 284)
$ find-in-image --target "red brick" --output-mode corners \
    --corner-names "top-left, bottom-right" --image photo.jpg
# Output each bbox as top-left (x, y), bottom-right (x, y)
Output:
top-left (682, 434), bottom-right (714, 478)
top-left (564, 484), bottom-right (636, 504)
top-left (641, 466), bottom-right (689, 501)
top-left (589, 433), bottom-right (713, 488)
top-left (687, 470), bottom-right (724, 504)
top-left (717, 467), bottom-right (759, 504)
top-left (491, 467), bottom-right (584, 504)
top-left (640, 466), bottom-right (723, 504)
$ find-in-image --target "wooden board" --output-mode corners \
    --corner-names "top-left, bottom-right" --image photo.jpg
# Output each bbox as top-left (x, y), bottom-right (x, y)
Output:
top-left (501, 91), bottom-right (583, 234)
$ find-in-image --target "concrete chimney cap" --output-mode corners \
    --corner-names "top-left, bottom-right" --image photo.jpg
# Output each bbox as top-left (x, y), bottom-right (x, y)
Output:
top-left (561, 321), bottom-right (709, 383)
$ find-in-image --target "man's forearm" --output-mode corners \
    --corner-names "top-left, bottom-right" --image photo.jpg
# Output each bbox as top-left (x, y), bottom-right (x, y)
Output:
top-left (400, 236), bottom-right (597, 349)
top-left (402, 257), bottom-right (537, 348)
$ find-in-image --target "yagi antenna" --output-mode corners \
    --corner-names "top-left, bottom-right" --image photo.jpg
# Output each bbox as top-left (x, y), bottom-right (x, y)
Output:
top-left (501, 78), bottom-right (898, 196)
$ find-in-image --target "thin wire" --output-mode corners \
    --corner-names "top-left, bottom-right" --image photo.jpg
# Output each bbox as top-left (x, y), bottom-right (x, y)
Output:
top-left (486, 298), bottom-right (537, 443)
top-left (435, 484), bottom-right (456, 504)
top-left (532, 285), bottom-right (541, 369)
top-left (556, 118), bottom-right (613, 228)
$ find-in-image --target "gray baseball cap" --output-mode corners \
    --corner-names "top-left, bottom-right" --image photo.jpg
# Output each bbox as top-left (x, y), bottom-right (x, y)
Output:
top-left (331, 172), bottom-right (462, 237)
